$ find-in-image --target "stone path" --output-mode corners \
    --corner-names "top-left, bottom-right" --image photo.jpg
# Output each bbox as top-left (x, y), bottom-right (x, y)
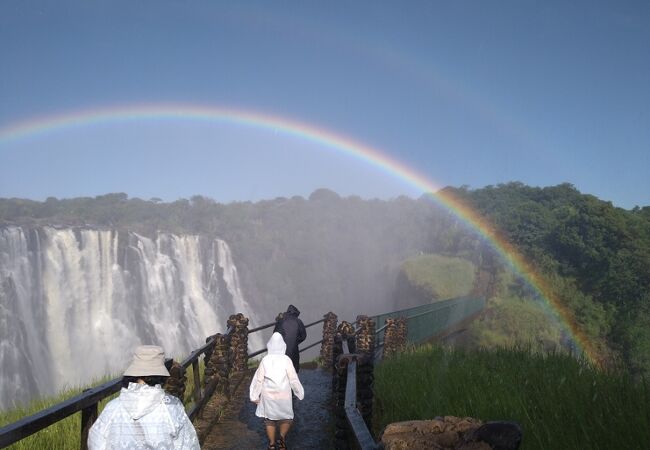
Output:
top-left (199, 368), bottom-right (334, 449)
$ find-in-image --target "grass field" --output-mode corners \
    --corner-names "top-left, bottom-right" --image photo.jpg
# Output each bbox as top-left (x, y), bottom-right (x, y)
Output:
top-left (373, 344), bottom-right (650, 450)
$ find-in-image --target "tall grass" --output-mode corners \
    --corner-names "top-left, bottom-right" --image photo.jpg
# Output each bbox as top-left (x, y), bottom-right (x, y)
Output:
top-left (0, 380), bottom-right (118, 450)
top-left (374, 345), bottom-right (650, 450)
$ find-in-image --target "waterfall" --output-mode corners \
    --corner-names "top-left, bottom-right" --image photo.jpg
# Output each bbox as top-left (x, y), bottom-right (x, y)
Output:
top-left (0, 226), bottom-right (259, 411)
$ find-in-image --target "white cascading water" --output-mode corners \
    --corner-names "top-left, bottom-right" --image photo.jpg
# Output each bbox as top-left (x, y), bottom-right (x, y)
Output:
top-left (0, 226), bottom-right (261, 411)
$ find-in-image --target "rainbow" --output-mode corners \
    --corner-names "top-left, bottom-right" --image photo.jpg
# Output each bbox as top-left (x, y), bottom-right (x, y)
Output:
top-left (0, 103), bottom-right (597, 362)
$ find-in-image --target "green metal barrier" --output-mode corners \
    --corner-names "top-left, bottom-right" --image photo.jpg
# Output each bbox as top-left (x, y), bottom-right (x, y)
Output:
top-left (372, 296), bottom-right (485, 344)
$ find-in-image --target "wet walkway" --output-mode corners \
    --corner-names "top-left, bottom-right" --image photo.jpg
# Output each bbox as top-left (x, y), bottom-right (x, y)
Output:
top-left (200, 368), bottom-right (334, 449)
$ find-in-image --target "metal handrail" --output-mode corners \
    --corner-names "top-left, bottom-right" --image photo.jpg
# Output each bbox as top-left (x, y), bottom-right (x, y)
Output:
top-left (299, 339), bottom-right (323, 353)
top-left (247, 316), bottom-right (326, 359)
top-left (180, 339), bottom-right (216, 369)
top-left (373, 297), bottom-right (485, 337)
top-left (248, 321), bottom-right (276, 334)
top-left (303, 317), bottom-right (326, 329)
top-left (374, 304), bottom-right (449, 335)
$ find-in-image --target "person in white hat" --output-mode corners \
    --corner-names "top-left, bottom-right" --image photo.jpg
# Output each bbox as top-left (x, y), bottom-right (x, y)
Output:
top-left (250, 332), bottom-right (304, 450)
top-left (88, 345), bottom-right (199, 450)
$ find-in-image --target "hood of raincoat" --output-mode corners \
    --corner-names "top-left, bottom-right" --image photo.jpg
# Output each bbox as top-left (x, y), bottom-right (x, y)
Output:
top-left (286, 304), bottom-right (300, 317)
top-left (264, 333), bottom-right (290, 386)
top-left (267, 332), bottom-right (287, 355)
top-left (119, 382), bottom-right (165, 420)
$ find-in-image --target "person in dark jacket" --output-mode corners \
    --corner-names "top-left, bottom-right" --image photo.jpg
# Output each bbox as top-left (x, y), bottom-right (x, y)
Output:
top-left (274, 305), bottom-right (306, 372)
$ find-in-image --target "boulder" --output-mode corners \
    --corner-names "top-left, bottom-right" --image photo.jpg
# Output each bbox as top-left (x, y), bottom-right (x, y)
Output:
top-left (380, 416), bottom-right (522, 450)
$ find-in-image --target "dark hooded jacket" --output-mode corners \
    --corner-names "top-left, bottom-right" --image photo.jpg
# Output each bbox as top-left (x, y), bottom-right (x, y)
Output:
top-left (274, 305), bottom-right (307, 372)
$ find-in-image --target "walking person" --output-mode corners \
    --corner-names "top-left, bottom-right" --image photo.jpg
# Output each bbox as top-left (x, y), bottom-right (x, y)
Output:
top-left (274, 304), bottom-right (306, 372)
top-left (88, 345), bottom-right (199, 450)
top-left (250, 332), bottom-right (304, 449)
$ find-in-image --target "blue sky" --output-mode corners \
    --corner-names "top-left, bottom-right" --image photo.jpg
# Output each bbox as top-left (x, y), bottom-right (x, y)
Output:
top-left (0, 1), bottom-right (648, 208)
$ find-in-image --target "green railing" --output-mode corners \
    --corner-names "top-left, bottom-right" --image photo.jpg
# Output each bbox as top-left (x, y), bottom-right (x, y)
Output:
top-left (372, 296), bottom-right (485, 345)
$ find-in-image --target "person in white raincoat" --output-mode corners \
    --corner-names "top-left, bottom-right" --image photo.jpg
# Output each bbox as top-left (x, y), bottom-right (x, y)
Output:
top-left (88, 345), bottom-right (199, 450)
top-left (250, 332), bottom-right (304, 450)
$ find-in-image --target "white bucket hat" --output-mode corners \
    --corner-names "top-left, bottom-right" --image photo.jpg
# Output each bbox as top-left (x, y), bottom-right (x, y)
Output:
top-left (123, 345), bottom-right (170, 377)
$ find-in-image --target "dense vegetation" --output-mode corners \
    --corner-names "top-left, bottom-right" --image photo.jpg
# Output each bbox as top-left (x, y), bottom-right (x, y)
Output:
top-left (440, 183), bottom-right (650, 375)
top-left (374, 344), bottom-right (650, 450)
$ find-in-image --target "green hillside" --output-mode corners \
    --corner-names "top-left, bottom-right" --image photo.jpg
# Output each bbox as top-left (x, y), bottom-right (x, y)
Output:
top-left (444, 183), bottom-right (649, 373)
top-left (398, 254), bottom-right (476, 301)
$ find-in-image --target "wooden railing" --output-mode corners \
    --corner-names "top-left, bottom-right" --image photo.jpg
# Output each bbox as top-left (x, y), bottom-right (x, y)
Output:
top-left (0, 313), bottom-right (326, 449)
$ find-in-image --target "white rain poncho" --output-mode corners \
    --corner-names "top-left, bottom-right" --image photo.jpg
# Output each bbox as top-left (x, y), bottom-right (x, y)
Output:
top-left (88, 382), bottom-right (199, 450)
top-left (249, 332), bottom-right (304, 420)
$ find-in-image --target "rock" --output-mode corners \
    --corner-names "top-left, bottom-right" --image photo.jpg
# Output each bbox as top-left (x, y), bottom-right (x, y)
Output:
top-left (469, 422), bottom-right (523, 450)
top-left (380, 417), bottom-right (521, 450)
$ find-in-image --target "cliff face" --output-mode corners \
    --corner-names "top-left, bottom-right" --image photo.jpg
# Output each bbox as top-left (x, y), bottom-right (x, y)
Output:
top-left (0, 226), bottom-right (261, 410)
